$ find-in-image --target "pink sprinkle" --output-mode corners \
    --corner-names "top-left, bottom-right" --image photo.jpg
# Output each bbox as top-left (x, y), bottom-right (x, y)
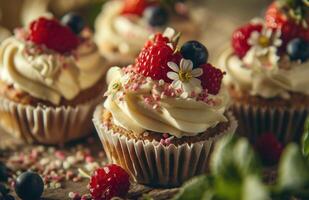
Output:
top-left (160, 139), bottom-right (165, 145)
top-left (163, 133), bottom-right (169, 139)
top-left (85, 156), bottom-right (94, 163)
top-left (55, 151), bottom-right (66, 160)
top-left (165, 138), bottom-right (171, 146)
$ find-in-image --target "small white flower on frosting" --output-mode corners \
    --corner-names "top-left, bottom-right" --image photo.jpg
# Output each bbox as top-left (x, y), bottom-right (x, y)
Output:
top-left (167, 59), bottom-right (203, 98)
top-left (244, 27), bottom-right (282, 70)
top-left (248, 27), bottom-right (282, 56)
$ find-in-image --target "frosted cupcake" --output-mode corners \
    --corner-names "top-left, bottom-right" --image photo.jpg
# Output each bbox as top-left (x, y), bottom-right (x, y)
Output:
top-left (94, 0), bottom-right (201, 65)
top-left (0, 13), bottom-right (109, 144)
top-left (219, 0), bottom-right (309, 143)
top-left (93, 28), bottom-right (237, 187)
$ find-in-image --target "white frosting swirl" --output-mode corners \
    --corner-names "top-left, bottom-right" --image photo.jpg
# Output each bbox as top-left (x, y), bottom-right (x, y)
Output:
top-left (0, 36), bottom-right (107, 105)
top-left (104, 67), bottom-right (229, 138)
top-left (219, 48), bottom-right (309, 99)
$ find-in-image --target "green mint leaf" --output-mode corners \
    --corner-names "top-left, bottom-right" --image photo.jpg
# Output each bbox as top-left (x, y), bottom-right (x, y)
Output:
top-left (173, 175), bottom-right (212, 200)
top-left (302, 117), bottom-right (309, 159)
top-left (278, 144), bottom-right (309, 191)
top-left (242, 175), bottom-right (270, 200)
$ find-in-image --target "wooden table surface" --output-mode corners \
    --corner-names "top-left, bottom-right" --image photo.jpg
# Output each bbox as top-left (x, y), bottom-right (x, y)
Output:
top-left (0, 1), bottom-right (271, 199)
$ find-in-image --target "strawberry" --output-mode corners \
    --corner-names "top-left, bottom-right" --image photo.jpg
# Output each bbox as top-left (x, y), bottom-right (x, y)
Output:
top-left (121, 0), bottom-right (149, 16)
top-left (135, 37), bottom-right (182, 82)
top-left (200, 63), bottom-right (225, 95)
top-left (231, 23), bottom-right (263, 58)
top-left (28, 17), bottom-right (79, 54)
top-left (265, 2), bottom-right (309, 45)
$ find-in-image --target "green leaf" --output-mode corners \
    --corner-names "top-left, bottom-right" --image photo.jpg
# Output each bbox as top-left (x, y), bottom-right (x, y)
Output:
top-left (211, 136), bottom-right (260, 181)
top-left (278, 144), bottom-right (309, 191)
top-left (242, 175), bottom-right (270, 200)
top-left (302, 117), bottom-right (309, 159)
top-left (173, 175), bottom-right (213, 200)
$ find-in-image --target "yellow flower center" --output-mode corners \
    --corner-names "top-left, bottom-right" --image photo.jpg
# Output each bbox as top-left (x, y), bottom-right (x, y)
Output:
top-left (258, 35), bottom-right (270, 47)
top-left (112, 82), bottom-right (121, 91)
top-left (178, 70), bottom-right (192, 82)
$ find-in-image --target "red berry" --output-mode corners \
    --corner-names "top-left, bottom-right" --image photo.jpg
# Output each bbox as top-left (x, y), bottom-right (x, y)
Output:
top-left (88, 164), bottom-right (130, 200)
top-left (265, 2), bottom-right (309, 46)
top-left (28, 17), bottom-right (79, 53)
top-left (135, 39), bottom-right (182, 82)
top-left (121, 0), bottom-right (149, 16)
top-left (231, 23), bottom-right (263, 58)
top-left (200, 63), bottom-right (225, 95)
top-left (255, 132), bottom-right (283, 166)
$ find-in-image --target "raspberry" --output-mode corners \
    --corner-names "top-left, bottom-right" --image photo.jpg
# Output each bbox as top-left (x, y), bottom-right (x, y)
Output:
top-left (231, 23), bottom-right (263, 58)
top-left (200, 64), bottom-right (225, 95)
top-left (265, 2), bottom-right (309, 46)
top-left (255, 132), bottom-right (283, 166)
top-left (88, 164), bottom-right (130, 200)
top-left (121, 0), bottom-right (149, 16)
top-left (135, 39), bottom-right (182, 82)
top-left (28, 17), bottom-right (79, 54)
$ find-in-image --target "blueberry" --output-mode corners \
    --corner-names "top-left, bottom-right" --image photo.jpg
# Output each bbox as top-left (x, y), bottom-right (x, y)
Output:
top-left (0, 163), bottom-right (8, 183)
top-left (15, 171), bottom-right (44, 200)
top-left (143, 6), bottom-right (169, 27)
top-left (180, 41), bottom-right (209, 67)
top-left (287, 38), bottom-right (309, 62)
top-left (61, 12), bottom-right (85, 34)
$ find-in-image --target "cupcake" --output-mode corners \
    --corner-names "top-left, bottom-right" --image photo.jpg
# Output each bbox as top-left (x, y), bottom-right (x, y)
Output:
top-left (94, 0), bottom-right (202, 65)
top-left (93, 28), bottom-right (237, 187)
top-left (0, 13), bottom-right (109, 144)
top-left (219, 0), bottom-right (309, 144)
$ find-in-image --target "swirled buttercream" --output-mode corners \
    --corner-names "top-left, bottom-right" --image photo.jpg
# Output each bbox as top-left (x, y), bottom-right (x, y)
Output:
top-left (104, 66), bottom-right (230, 138)
top-left (219, 48), bottom-right (309, 99)
top-left (0, 36), bottom-right (107, 105)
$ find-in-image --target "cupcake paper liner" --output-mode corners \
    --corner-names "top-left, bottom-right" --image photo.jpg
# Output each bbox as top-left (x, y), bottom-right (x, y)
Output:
top-left (93, 106), bottom-right (237, 187)
top-left (0, 96), bottom-right (102, 145)
top-left (231, 102), bottom-right (309, 144)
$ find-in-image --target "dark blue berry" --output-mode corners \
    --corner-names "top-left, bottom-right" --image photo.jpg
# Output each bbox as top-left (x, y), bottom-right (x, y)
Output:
top-left (0, 163), bottom-right (8, 182)
top-left (180, 41), bottom-right (209, 67)
top-left (15, 171), bottom-right (44, 200)
top-left (143, 6), bottom-right (169, 27)
top-left (61, 12), bottom-right (85, 34)
top-left (287, 38), bottom-right (309, 62)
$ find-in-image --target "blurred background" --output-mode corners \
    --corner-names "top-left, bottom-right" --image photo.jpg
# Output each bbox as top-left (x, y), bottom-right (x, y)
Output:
top-left (0, 0), bottom-right (271, 59)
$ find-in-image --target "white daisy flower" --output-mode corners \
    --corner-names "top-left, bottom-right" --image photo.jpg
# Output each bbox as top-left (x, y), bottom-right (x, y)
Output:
top-left (248, 27), bottom-right (282, 56)
top-left (167, 58), bottom-right (203, 98)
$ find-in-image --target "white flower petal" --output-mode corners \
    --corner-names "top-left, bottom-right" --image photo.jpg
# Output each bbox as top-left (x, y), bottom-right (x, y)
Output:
top-left (171, 80), bottom-right (182, 89)
top-left (182, 82), bottom-right (193, 94)
top-left (265, 28), bottom-right (272, 38)
top-left (190, 77), bottom-right (202, 87)
top-left (180, 59), bottom-right (193, 72)
top-left (273, 39), bottom-right (282, 47)
top-left (167, 62), bottom-right (179, 72)
top-left (191, 68), bottom-right (203, 77)
top-left (167, 72), bottom-right (179, 81)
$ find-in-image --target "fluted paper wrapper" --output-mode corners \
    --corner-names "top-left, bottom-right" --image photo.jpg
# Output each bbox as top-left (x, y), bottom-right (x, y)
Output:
top-left (0, 97), bottom-right (102, 145)
top-left (231, 102), bottom-right (309, 144)
top-left (93, 107), bottom-right (237, 187)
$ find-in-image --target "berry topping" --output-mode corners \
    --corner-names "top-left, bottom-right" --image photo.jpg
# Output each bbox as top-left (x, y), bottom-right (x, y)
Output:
top-left (265, 2), bottom-right (309, 45)
top-left (121, 0), bottom-right (149, 16)
top-left (200, 63), bottom-right (225, 95)
top-left (180, 40), bottom-right (209, 67)
top-left (15, 171), bottom-right (44, 200)
top-left (61, 12), bottom-right (85, 34)
top-left (28, 17), bottom-right (79, 53)
top-left (255, 132), bottom-right (283, 166)
top-left (143, 6), bottom-right (169, 27)
top-left (232, 23), bottom-right (263, 58)
top-left (287, 38), bottom-right (309, 62)
top-left (136, 37), bottom-right (182, 82)
top-left (89, 164), bottom-right (130, 200)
